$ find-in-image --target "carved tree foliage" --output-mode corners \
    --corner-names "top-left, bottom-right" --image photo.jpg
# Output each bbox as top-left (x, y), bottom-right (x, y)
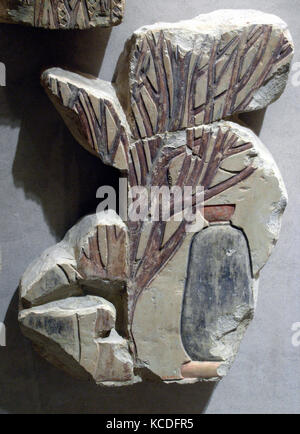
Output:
top-left (127, 126), bottom-right (257, 324)
top-left (34, 0), bottom-right (124, 28)
top-left (78, 224), bottom-right (128, 282)
top-left (41, 12), bottom-right (294, 353)
top-left (72, 88), bottom-right (130, 170)
top-left (45, 75), bottom-right (130, 171)
top-left (129, 26), bottom-right (292, 139)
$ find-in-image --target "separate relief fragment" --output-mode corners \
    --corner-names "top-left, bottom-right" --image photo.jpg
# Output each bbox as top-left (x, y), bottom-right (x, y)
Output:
top-left (0, 1), bottom-right (125, 29)
top-left (42, 68), bottom-right (130, 171)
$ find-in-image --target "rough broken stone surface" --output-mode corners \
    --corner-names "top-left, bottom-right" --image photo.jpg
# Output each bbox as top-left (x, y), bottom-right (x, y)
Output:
top-left (19, 10), bottom-right (293, 386)
top-left (0, 0), bottom-right (125, 29)
top-left (19, 296), bottom-right (133, 384)
top-left (20, 211), bottom-right (129, 306)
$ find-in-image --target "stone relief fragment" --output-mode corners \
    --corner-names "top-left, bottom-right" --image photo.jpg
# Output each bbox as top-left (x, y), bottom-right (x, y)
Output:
top-left (114, 9), bottom-right (293, 139)
top-left (0, 0), bottom-right (125, 29)
top-left (19, 10), bottom-right (293, 386)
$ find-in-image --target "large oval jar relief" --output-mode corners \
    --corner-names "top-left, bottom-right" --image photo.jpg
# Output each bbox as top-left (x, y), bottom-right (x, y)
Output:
top-left (181, 222), bottom-right (254, 362)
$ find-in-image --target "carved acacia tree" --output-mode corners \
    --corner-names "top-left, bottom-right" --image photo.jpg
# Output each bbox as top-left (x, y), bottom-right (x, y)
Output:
top-left (127, 126), bottom-right (257, 329)
top-left (128, 27), bottom-right (292, 139)
top-left (121, 24), bottom-right (292, 330)
top-left (41, 14), bottom-right (293, 356)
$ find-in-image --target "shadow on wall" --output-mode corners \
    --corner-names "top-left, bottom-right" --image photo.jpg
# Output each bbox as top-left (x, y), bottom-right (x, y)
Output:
top-left (0, 22), bottom-right (267, 414)
top-left (0, 23), bottom-right (117, 241)
top-left (239, 109), bottom-right (267, 137)
top-left (11, 89), bottom-right (120, 241)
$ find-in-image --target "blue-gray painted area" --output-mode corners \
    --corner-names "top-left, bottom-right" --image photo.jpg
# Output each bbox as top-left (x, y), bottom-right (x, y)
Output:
top-left (181, 224), bottom-right (253, 362)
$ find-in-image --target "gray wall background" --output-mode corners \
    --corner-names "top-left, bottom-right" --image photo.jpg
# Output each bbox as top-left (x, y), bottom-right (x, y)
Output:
top-left (0, 0), bottom-right (299, 414)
